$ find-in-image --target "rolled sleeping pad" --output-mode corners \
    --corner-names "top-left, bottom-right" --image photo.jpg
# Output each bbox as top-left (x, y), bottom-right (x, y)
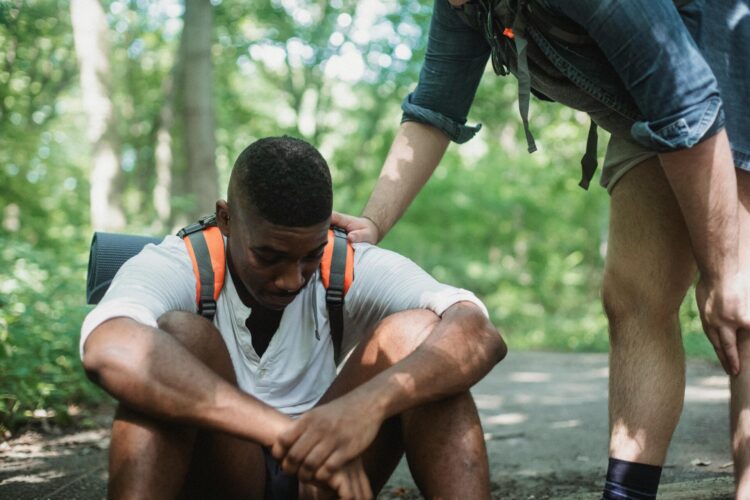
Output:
top-left (86, 232), bottom-right (163, 304)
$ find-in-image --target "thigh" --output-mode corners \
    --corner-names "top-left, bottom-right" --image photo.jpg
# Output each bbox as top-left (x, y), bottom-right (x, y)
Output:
top-left (605, 157), bottom-right (697, 313)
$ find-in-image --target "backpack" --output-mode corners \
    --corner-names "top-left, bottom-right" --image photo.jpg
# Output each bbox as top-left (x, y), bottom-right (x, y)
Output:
top-left (455, 0), bottom-right (692, 189)
top-left (86, 214), bottom-right (354, 360)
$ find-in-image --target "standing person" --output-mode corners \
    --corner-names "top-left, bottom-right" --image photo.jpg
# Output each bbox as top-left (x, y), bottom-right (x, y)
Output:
top-left (80, 136), bottom-right (506, 499)
top-left (332, 0), bottom-right (750, 497)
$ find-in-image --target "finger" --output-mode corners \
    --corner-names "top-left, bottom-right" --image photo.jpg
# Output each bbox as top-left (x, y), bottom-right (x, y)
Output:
top-left (330, 211), bottom-right (352, 227)
top-left (272, 422), bottom-right (305, 459)
top-left (314, 462), bottom-right (334, 483)
top-left (718, 326), bottom-right (740, 376)
top-left (358, 469), bottom-right (372, 500)
top-left (706, 328), bottom-right (731, 375)
top-left (347, 228), bottom-right (369, 244)
top-left (352, 466), bottom-right (367, 500)
top-left (281, 426), bottom-right (322, 475)
top-left (323, 448), bottom-right (349, 473)
top-left (271, 439), bottom-right (289, 461)
top-left (298, 442), bottom-right (336, 482)
top-left (330, 471), bottom-right (352, 500)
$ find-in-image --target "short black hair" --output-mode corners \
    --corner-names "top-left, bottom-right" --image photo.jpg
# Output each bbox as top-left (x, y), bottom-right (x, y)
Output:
top-left (230, 136), bottom-right (332, 226)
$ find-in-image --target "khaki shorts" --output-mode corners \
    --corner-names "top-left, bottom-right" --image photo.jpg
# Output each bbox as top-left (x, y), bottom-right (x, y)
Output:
top-left (599, 135), bottom-right (657, 194)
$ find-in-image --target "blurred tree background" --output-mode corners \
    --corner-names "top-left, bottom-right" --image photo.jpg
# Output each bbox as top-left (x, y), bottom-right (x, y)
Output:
top-left (0, 0), bottom-right (711, 433)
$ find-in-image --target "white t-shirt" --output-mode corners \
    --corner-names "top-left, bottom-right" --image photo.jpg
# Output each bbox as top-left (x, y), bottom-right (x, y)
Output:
top-left (81, 235), bottom-right (489, 416)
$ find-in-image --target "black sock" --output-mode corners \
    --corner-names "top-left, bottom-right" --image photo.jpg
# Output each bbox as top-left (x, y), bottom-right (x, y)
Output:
top-left (602, 457), bottom-right (662, 500)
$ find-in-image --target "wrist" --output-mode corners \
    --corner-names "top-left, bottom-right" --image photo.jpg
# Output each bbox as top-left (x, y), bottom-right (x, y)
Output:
top-left (361, 215), bottom-right (383, 243)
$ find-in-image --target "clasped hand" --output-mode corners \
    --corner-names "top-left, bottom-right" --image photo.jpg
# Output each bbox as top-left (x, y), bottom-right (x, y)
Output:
top-left (696, 272), bottom-right (750, 376)
top-left (272, 397), bottom-right (381, 499)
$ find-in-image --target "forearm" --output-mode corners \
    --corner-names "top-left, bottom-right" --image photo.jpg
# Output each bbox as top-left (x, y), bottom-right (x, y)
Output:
top-left (659, 129), bottom-right (739, 282)
top-left (83, 317), bottom-right (291, 446)
top-left (354, 302), bottom-right (506, 421)
top-left (361, 121), bottom-right (450, 242)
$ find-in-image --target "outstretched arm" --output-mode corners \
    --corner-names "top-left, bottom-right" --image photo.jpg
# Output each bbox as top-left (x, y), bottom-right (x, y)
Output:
top-left (272, 301), bottom-right (506, 481)
top-left (659, 130), bottom-right (750, 375)
top-left (333, 121), bottom-right (450, 244)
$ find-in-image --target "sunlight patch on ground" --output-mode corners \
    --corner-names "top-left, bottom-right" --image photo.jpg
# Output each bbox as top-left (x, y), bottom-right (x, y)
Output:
top-left (473, 393), bottom-right (504, 410)
top-left (697, 375), bottom-right (729, 388)
top-left (0, 469), bottom-right (65, 485)
top-left (509, 371), bottom-right (551, 383)
top-left (485, 412), bottom-right (528, 425)
top-left (551, 419), bottom-right (582, 429)
top-left (684, 385), bottom-right (730, 402)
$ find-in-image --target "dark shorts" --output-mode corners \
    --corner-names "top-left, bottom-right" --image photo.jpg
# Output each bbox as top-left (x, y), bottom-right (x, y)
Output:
top-left (262, 447), bottom-right (298, 500)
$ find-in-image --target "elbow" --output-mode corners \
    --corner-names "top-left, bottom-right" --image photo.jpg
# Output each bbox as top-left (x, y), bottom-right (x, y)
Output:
top-left (81, 339), bottom-right (106, 381)
top-left (486, 325), bottom-right (508, 366)
top-left (81, 343), bottom-right (122, 390)
top-left (81, 328), bottom-right (142, 393)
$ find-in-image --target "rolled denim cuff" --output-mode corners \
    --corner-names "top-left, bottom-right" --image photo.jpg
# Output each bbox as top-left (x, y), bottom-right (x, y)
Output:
top-left (400, 93), bottom-right (482, 144)
top-left (630, 96), bottom-right (724, 152)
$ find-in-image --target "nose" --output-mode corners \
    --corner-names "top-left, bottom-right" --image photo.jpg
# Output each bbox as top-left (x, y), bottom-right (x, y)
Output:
top-left (274, 261), bottom-right (304, 293)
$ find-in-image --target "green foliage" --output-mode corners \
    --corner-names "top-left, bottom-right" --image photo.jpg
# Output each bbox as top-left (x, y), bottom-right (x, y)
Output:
top-left (0, 0), bottom-right (716, 433)
top-left (0, 234), bottom-right (105, 433)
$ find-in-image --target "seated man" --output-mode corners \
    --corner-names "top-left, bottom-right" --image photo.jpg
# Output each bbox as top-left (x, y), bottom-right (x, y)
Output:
top-left (80, 136), bottom-right (507, 499)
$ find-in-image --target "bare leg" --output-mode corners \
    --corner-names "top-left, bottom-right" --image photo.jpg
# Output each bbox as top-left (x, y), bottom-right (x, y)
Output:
top-left (731, 169), bottom-right (750, 495)
top-left (321, 310), bottom-right (490, 498)
top-left (105, 312), bottom-right (266, 499)
top-left (605, 159), bottom-right (697, 465)
top-left (108, 405), bottom-right (196, 499)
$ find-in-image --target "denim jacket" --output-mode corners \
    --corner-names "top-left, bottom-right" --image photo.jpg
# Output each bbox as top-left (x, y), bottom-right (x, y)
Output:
top-left (402, 0), bottom-right (726, 153)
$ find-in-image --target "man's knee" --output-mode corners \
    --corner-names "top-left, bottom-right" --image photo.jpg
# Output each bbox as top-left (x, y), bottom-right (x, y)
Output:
top-left (601, 260), bottom-right (692, 334)
top-left (368, 309), bottom-right (440, 365)
top-left (157, 310), bottom-right (215, 340)
top-left (157, 311), bottom-right (235, 382)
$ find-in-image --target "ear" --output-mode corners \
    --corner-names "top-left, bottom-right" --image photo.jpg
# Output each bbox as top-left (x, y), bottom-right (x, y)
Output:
top-left (215, 200), bottom-right (230, 237)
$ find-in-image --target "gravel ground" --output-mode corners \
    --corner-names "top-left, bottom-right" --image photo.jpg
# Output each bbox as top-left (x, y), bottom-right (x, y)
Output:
top-left (0, 352), bottom-right (735, 499)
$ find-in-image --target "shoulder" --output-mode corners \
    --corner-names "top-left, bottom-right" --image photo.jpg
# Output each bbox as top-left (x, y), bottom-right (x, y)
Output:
top-left (349, 242), bottom-right (437, 291)
top-left (125, 235), bottom-right (190, 268)
top-left (109, 235), bottom-right (194, 290)
top-left (351, 242), bottom-right (417, 268)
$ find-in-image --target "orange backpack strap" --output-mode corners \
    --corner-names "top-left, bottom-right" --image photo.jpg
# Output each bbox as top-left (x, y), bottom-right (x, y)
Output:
top-left (320, 227), bottom-right (354, 361)
top-left (178, 215), bottom-right (226, 319)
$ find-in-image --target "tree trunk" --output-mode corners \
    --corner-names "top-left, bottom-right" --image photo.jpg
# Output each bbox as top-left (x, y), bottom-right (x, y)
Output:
top-left (179, 0), bottom-right (218, 223)
top-left (153, 72), bottom-right (175, 231)
top-left (70, 0), bottom-right (126, 231)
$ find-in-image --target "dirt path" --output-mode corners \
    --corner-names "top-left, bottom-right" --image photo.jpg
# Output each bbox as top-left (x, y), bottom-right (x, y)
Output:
top-left (0, 352), bottom-right (735, 499)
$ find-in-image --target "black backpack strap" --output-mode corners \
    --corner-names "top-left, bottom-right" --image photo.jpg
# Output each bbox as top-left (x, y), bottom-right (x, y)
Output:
top-left (326, 227), bottom-right (349, 362)
top-left (578, 121), bottom-right (599, 190)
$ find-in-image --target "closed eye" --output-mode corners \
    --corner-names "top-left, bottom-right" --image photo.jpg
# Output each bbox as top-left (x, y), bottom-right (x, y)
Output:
top-left (253, 250), bottom-right (281, 265)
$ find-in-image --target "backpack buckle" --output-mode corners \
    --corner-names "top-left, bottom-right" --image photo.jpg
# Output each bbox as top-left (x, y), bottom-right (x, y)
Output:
top-left (177, 214), bottom-right (217, 238)
top-left (326, 287), bottom-right (344, 307)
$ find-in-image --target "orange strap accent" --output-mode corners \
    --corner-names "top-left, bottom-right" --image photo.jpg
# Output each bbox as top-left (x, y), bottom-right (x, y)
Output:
top-left (320, 229), bottom-right (354, 293)
top-left (184, 226), bottom-right (226, 305)
top-left (203, 227), bottom-right (226, 301)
